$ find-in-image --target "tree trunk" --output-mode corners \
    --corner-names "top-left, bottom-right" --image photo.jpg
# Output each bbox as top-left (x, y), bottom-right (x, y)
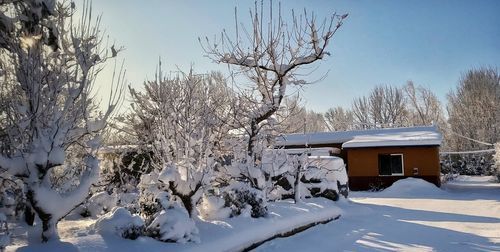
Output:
top-left (24, 204), bottom-right (35, 226)
top-left (294, 162), bottom-right (302, 203)
top-left (247, 119), bottom-right (258, 159)
top-left (27, 189), bottom-right (57, 242)
top-left (168, 181), bottom-right (199, 218)
top-left (180, 195), bottom-right (194, 218)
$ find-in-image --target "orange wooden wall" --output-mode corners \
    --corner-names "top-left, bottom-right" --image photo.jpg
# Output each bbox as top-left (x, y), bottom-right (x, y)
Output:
top-left (346, 146), bottom-right (440, 177)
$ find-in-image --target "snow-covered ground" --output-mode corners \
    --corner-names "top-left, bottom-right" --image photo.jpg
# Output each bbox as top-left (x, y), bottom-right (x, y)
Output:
top-left (6, 198), bottom-right (341, 252)
top-left (6, 176), bottom-right (499, 252)
top-left (256, 176), bottom-right (500, 252)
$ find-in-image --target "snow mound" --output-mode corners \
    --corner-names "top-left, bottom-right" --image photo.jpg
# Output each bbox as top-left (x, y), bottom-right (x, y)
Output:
top-left (198, 195), bottom-right (232, 220)
top-left (85, 192), bottom-right (118, 217)
top-left (146, 204), bottom-right (200, 243)
top-left (379, 178), bottom-right (443, 197)
top-left (92, 207), bottom-right (144, 239)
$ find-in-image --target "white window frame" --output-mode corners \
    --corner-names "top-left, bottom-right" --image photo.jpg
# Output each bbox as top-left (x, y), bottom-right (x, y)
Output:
top-left (390, 153), bottom-right (404, 176)
top-left (379, 153), bottom-right (404, 176)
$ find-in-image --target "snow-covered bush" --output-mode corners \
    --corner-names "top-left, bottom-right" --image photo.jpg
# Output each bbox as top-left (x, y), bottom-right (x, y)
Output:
top-left (302, 156), bottom-right (349, 200)
top-left (92, 207), bottom-right (144, 240)
top-left (213, 152), bottom-right (269, 218)
top-left (222, 182), bottom-right (267, 218)
top-left (0, 1), bottom-right (124, 241)
top-left (99, 148), bottom-right (153, 194)
top-left (0, 176), bottom-right (25, 219)
top-left (118, 192), bottom-right (140, 214)
top-left (138, 170), bottom-right (201, 243)
top-left (262, 149), bottom-right (296, 201)
top-left (145, 203), bottom-right (199, 243)
top-left (81, 192), bottom-right (118, 217)
top-left (128, 66), bottom-right (229, 223)
top-left (440, 153), bottom-right (495, 176)
top-left (198, 195), bottom-right (231, 220)
top-left (138, 172), bottom-right (169, 222)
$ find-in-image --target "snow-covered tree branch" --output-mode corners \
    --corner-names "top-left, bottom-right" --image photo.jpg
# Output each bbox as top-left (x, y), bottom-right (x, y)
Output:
top-left (201, 1), bottom-right (347, 158)
top-left (0, 1), bottom-right (124, 242)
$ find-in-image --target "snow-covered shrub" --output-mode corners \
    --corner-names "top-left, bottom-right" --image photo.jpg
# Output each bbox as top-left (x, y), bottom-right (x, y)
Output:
top-left (0, 0), bottom-right (124, 241)
top-left (301, 156), bottom-right (349, 200)
top-left (92, 207), bottom-right (144, 240)
top-left (213, 153), bottom-right (269, 218)
top-left (262, 149), bottom-right (296, 201)
top-left (198, 195), bottom-right (231, 220)
top-left (99, 148), bottom-right (153, 194)
top-left (440, 152), bottom-right (495, 176)
top-left (222, 182), bottom-right (267, 218)
top-left (0, 213), bottom-right (10, 251)
top-left (81, 192), bottom-right (118, 217)
top-left (118, 192), bottom-right (140, 214)
top-left (138, 170), bottom-right (201, 243)
top-left (0, 176), bottom-right (25, 219)
top-left (145, 203), bottom-right (199, 243)
top-left (138, 172), bottom-right (169, 222)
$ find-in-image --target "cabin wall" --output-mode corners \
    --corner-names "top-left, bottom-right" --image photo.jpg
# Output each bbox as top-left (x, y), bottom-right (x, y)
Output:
top-left (346, 146), bottom-right (441, 190)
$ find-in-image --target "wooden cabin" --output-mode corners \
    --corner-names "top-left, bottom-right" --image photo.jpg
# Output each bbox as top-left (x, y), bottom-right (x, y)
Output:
top-left (276, 126), bottom-right (442, 191)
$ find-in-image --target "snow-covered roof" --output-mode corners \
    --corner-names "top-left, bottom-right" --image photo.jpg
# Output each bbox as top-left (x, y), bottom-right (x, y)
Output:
top-left (276, 126), bottom-right (442, 148)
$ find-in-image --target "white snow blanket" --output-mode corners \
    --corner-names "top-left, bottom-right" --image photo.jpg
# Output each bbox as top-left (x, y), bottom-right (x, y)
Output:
top-left (6, 198), bottom-right (342, 252)
top-left (256, 176), bottom-right (500, 252)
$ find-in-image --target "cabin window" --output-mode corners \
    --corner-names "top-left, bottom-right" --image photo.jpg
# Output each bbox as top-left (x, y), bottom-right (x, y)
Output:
top-left (378, 154), bottom-right (404, 176)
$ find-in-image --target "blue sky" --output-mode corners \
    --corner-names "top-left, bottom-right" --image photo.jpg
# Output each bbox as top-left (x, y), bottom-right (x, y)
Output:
top-left (85, 0), bottom-right (500, 112)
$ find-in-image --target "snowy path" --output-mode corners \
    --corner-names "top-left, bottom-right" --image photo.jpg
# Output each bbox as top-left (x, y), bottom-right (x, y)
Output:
top-left (255, 176), bottom-right (500, 252)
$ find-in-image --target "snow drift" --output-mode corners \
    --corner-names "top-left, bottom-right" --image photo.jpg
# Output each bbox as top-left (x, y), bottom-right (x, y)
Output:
top-left (378, 178), bottom-right (444, 197)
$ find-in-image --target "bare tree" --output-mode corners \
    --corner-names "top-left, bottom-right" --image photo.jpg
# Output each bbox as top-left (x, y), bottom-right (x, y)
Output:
top-left (277, 95), bottom-right (328, 133)
top-left (351, 85), bottom-right (407, 128)
top-left (275, 95), bottom-right (307, 134)
top-left (0, 1), bottom-right (123, 241)
top-left (324, 106), bottom-right (354, 131)
top-left (447, 67), bottom-right (499, 151)
top-left (352, 96), bottom-right (371, 129)
top-left (201, 1), bottom-right (347, 161)
top-left (404, 81), bottom-right (445, 126)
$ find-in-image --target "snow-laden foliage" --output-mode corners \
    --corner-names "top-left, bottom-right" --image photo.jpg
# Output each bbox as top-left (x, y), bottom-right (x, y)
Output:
top-left (82, 192), bottom-right (118, 217)
top-left (138, 170), bottom-right (201, 243)
top-left (145, 203), bottom-right (200, 244)
top-left (440, 152), bottom-right (495, 176)
top-left (0, 1), bottom-right (124, 242)
top-left (128, 66), bottom-right (231, 219)
top-left (92, 207), bottom-right (144, 240)
top-left (302, 156), bottom-right (349, 200)
top-left (221, 182), bottom-right (267, 218)
top-left (117, 192), bottom-right (140, 214)
top-left (138, 171), bottom-right (168, 222)
top-left (202, 0), bottom-right (346, 163)
top-left (98, 148), bottom-right (153, 194)
top-left (211, 140), bottom-right (270, 217)
top-left (0, 175), bottom-right (25, 219)
top-left (197, 195), bottom-right (231, 220)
